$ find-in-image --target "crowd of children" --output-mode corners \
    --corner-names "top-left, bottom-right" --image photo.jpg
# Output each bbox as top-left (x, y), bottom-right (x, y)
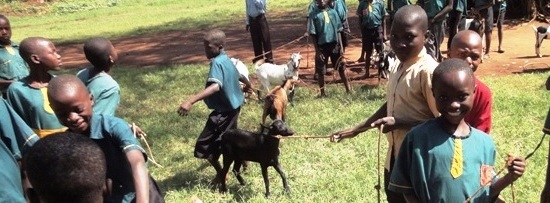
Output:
top-left (0, 0), bottom-right (537, 202)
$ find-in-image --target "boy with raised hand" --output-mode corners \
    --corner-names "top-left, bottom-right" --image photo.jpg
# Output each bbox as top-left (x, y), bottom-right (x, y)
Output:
top-left (178, 29), bottom-right (250, 182)
top-left (309, 0), bottom-right (351, 97)
top-left (0, 98), bottom-right (39, 203)
top-left (0, 15), bottom-right (29, 97)
top-left (449, 30), bottom-right (492, 133)
top-left (47, 75), bottom-right (154, 203)
top-left (77, 37), bottom-right (120, 116)
top-left (25, 132), bottom-right (107, 203)
top-left (5, 37), bottom-right (66, 138)
top-left (330, 5), bottom-right (439, 202)
top-left (389, 59), bottom-right (525, 202)
top-left (417, 0), bottom-right (453, 62)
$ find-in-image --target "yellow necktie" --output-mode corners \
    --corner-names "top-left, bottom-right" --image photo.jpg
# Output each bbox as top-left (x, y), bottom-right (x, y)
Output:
top-left (5, 45), bottom-right (15, 55)
top-left (323, 10), bottom-right (330, 23)
top-left (368, 4), bottom-right (373, 12)
top-left (450, 138), bottom-right (463, 178)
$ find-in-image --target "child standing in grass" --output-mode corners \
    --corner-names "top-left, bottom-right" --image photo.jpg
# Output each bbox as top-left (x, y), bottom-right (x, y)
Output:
top-left (309, 0), bottom-right (351, 97)
top-left (357, 0), bottom-right (386, 78)
top-left (331, 5), bottom-right (439, 202)
top-left (77, 37), bottom-right (120, 116)
top-left (0, 98), bottom-right (38, 203)
top-left (5, 37), bottom-right (66, 138)
top-left (389, 59), bottom-right (526, 202)
top-left (47, 74), bottom-right (164, 203)
top-left (449, 30), bottom-right (492, 133)
top-left (178, 29), bottom-right (250, 182)
top-left (0, 15), bottom-right (29, 97)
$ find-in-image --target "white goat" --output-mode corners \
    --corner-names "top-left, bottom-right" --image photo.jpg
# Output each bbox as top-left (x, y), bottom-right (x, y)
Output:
top-left (534, 26), bottom-right (550, 57)
top-left (231, 58), bottom-right (255, 101)
top-left (254, 52), bottom-right (302, 95)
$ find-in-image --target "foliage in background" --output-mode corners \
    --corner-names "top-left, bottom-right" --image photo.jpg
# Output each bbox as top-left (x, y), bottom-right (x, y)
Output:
top-left (96, 63), bottom-right (550, 202)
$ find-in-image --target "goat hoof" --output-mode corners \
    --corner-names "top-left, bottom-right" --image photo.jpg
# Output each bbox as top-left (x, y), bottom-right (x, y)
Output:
top-left (284, 188), bottom-right (291, 195)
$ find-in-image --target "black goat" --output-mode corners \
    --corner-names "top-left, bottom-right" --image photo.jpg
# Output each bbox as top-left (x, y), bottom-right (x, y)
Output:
top-left (218, 119), bottom-right (294, 197)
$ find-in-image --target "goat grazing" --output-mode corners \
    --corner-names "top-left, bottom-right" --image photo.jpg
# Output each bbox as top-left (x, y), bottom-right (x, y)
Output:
top-left (255, 52), bottom-right (301, 98)
top-left (262, 79), bottom-right (296, 125)
top-left (534, 26), bottom-right (550, 57)
top-left (218, 119), bottom-right (294, 197)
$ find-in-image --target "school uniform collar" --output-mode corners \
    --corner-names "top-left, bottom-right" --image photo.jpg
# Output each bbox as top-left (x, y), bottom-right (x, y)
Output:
top-left (1, 40), bottom-right (18, 48)
top-left (401, 47), bottom-right (427, 68)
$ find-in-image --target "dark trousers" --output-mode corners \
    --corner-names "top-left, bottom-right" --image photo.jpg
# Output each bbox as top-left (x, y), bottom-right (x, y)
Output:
top-left (194, 107), bottom-right (241, 160)
top-left (361, 26), bottom-right (384, 68)
top-left (249, 14), bottom-right (273, 63)
top-left (447, 10), bottom-right (463, 50)
top-left (383, 149), bottom-right (407, 203)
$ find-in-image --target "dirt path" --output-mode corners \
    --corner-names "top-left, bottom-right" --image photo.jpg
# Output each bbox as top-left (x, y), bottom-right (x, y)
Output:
top-left (57, 14), bottom-right (550, 85)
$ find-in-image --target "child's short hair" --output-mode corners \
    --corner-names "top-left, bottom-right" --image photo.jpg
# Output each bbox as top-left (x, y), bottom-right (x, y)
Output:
top-left (204, 29), bottom-right (226, 47)
top-left (48, 74), bottom-right (89, 99)
top-left (0, 14), bottom-right (9, 22)
top-left (83, 37), bottom-right (115, 70)
top-left (18, 37), bottom-right (49, 63)
top-left (393, 5), bottom-right (428, 33)
top-left (432, 58), bottom-right (474, 85)
top-left (24, 131), bottom-right (106, 203)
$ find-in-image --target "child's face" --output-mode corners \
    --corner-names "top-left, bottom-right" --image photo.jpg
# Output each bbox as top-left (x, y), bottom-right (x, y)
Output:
top-left (390, 20), bottom-right (426, 62)
top-left (316, 0), bottom-right (327, 9)
top-left (449, 37), bottom-right (482, 72)
top-left (0, 18), bottom-right (11, 45)
top-left (50, 89), bottom-right (93, 134)
top-left (433, 70), bottom-right (475, 125)
top-left (36, 40), bottom-right (62, 70)
top-left (203, 40), bottom-right (221, 59)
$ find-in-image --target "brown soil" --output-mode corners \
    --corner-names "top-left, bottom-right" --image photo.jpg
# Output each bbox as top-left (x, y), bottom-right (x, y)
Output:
top-left (57, 14), bottom-right (550, 86)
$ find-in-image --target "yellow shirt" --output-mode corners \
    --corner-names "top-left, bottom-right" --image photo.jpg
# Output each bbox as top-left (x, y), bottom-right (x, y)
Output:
top-left (384, 48), bottom-right (440, 170)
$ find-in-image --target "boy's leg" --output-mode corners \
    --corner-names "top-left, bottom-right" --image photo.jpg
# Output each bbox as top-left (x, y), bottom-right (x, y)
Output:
top-left (447, 10), bottom-right (463, 51)
top-left (258, 14), bottom-right (274, 63)
top-left (330, 43), bottom-right (350, 93)
top-left (428, 20), bottom-right (445, 62)
top-left (359, 25), bottom-right (368, 62)
top-left (249, 16), bottom-right (264, 63)
top-left (481, 8), bottom-right (494, 57)
top-left (362, 28), bottom-right (376, 78)
top-left (374, 26), bottom-right (385, 78)
top-left (496, 9), bottom-right (505, 53)
top-left (316, 44), bottom-right (329, 97)
top-left (384, 153), bottom-right (407, 203)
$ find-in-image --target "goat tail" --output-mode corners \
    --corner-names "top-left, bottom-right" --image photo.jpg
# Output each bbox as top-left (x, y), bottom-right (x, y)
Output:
top-left (254, 59), bottom-right (266, 70)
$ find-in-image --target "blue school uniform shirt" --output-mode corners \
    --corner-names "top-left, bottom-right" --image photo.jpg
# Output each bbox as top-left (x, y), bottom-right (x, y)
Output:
top-left (389, 0), bottom-right (410, 13)
top-left (77, 68), bottom-right (121, 116)
top-left (357, 0), bottom-right (386, 28)
top-left (423, 0), bottom-right (448, 21)
top-left (389, 119), bottom-right (496, 202)
top-left (308, 7), bottom-right (343, 45)
top-left (203, 51), bottom-right (244, 112)
top-left (245, 0), bottom-right (267, 24)
top-left (0, 98), bottom-right (39, 203)
top-left (6, 77), bottom-right (67, 138)
top-left (86, 114), bottom-right (146, 203)
top-left (453, 0), bottom-right (467, 13)
top-left (0, 41), bottom-right (29, 93)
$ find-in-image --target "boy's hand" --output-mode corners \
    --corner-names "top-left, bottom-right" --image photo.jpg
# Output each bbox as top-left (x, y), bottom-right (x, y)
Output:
top-left (371, 116), bottom-right (396, 133)
top-left (330, 129), bottom-right (358, 142)
top-left (178, 101), bottom-right (193, 116)
top-left (506, 155), bottom-right (526, 181)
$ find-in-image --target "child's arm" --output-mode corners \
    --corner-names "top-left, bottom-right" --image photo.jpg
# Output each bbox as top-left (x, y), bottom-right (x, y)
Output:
top-left (430, 0), bottom-right (454, 25)
top-left (330, 102), bottom-right (387, 141)
top-left (178, 83), bottom-right (220, 116)
top-left (126, 150), bottom-right (149, 203)
top-left (239, 75), bottom-right (253, 94)
top-left (489, 156), bottom-right (525, 197)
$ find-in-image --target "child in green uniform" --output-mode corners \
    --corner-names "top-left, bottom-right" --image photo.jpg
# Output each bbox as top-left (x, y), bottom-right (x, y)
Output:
top-left (48, 74), bottom-right (163, 203)
top-left (0, 98), bottom-right (38, 203)
top-left (77, 37), bottom-right (120, 116)
top-left (417, 0), bottom-right (453, 62)
top-left (25, 132), bottom-right (106, 203)
top-left (0, 15), bottom-right (29, 96)
top-left (309, 0), bottom-right (351, 97)
top-left (357, 0), bottom-right (386, 78)
top-left (178, 29), bottom-right (250, 182)
top-left (5, 37), bottom-right (66, 138)
top-left (389, 59), bottom-right (525, 202)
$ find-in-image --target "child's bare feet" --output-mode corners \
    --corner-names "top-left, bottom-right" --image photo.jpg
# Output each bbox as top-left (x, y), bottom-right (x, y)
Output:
top-left (497, 49), bottom-right (505, 53)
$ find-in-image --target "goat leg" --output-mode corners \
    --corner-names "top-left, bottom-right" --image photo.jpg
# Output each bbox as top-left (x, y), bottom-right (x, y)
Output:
top-left (261, 164), bottom-right (271, 197)
top-left (218, 158), bottom-right (232, 193)
top-left (273, 161), bottom-right (290, 195)
top-left (232, 160), bottom-right (246, 186)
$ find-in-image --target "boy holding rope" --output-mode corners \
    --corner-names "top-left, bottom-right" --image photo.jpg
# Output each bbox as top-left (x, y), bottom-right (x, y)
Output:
top-left (308, 0), bottom-right (351, 97)
top-left (47, 75), bottom-right (164, 203)
top-left (178, 29), bottom-right (251, 182)
top-left (330, 5), bottom-right (439, 202)
top-left (388, 59), bottom-right (525, 202)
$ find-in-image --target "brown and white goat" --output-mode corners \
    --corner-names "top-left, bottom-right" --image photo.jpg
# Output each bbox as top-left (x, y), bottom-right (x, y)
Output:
top-left (262, 79), bottom-right (297, 125)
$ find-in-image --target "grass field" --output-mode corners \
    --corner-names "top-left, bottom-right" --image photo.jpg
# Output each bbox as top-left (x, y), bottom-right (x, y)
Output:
top-left (3, 0), bottom-right (550, 202)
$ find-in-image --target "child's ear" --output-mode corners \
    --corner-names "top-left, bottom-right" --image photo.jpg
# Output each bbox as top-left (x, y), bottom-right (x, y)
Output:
top-left (103, 178), bottom-right (113, 198)
top-left (89, 94), bottom-right (95, 106)
top-left (108, 55), bottom-right (115, 64)
top-left (218, 44), bottom-right (224, 50)
top-left (30, 54), bottom-right (40, 64)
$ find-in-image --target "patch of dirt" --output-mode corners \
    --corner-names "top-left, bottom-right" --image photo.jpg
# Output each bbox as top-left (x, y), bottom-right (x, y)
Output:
top-left (57, 14), bottom-right (550, 87)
